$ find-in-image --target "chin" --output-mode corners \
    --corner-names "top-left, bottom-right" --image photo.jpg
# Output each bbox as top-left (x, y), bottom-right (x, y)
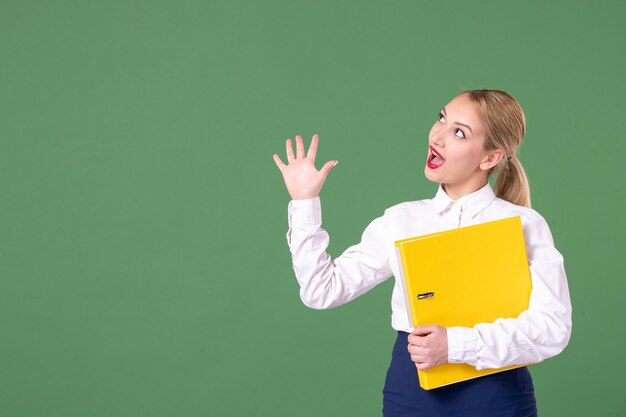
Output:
top-left (424, 166), bottom-right (441, 183)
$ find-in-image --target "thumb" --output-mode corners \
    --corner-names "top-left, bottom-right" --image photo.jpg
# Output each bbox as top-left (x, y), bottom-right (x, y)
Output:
top-left (319, 160), bottom-right (339, 178)
top-left (413, 325), bottom-right (437, 336)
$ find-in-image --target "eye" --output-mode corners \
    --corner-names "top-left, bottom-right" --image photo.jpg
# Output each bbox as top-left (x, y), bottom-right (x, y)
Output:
top-left (438, 112), bottom-right (467, 139)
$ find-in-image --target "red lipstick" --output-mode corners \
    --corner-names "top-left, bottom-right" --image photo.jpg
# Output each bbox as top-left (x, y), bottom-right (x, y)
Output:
top-left (427, 146), bottom-right (445, 169)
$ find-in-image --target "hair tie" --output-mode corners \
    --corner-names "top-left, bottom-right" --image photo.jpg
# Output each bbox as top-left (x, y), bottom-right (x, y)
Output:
top-left (507, 156), bottom-right (512, 161)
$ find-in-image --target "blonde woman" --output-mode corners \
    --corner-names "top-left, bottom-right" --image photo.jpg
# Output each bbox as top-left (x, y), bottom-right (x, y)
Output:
top-left (273, 89), bottom-right (572, 416)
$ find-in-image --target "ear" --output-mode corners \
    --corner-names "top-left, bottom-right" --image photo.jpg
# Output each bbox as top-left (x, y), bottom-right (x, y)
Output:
top-left (480, 149), bottom-right (505, 171)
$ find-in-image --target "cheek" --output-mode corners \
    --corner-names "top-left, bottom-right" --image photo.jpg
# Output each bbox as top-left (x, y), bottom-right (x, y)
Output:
top-left (447, 146), bottom-right (482, 167)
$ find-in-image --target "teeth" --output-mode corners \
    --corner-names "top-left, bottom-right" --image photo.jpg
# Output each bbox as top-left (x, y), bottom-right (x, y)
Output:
top-left (430, 148), bottom-right (444, 161)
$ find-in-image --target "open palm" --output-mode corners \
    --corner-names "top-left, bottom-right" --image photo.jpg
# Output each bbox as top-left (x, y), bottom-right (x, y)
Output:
top-left (273, 134), bottom-right (338, 200)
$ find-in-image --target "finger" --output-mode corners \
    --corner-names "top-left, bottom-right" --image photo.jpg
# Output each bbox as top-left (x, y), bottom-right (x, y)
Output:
top-left (295, 135), bottom-right (305, 159)
top-left (273, 154), bottom-right (286, 172)
top-left (407, 344), bottom-right (426, 354)
top-left (407, 333), bottom-right (426, 346)
top-left (408, 341), bottom-right (430, 353)
top-left (411, 354), bottom-right (427, 363)
top-left (416, 362), bottom-right (432, 371)
top-left (306, 133), bottom-right (319, 160)
top-left (286, 138), bottom-right (295, 162)
top-left (319, 160), bottom-right (338, 178)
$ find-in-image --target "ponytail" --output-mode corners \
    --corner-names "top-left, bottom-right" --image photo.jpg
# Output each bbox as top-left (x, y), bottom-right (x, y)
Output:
top-left (493, 156), bottom-right (531, 208)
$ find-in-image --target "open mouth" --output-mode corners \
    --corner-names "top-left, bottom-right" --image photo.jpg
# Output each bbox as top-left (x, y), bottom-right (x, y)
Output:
top-left (427, 146), bottom-right (445, 169)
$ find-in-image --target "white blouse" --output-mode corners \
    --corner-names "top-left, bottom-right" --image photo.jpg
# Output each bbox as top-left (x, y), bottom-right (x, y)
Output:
top-left (285, 182), bottom-right (572, 370)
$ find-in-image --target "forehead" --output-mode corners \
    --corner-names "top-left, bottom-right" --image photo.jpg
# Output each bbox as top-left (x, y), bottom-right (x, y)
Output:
top-left (443, 94), bottom-right (484, 134)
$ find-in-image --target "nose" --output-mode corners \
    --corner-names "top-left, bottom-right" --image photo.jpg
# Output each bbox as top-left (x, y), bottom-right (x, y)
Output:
top-left (430, 129), bottom-right (444, 148)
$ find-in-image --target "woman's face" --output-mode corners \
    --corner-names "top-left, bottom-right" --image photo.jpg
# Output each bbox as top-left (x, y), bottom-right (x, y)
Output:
top-left (424, 93), bottom-right (502, 197)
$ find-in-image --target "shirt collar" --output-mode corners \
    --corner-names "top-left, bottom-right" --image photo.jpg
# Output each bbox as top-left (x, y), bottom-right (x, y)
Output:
top-left (432, 182), bottom-right (497, 218)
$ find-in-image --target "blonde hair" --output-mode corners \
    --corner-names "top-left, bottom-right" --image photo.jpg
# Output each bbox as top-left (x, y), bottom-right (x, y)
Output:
top-left (460, 88), bottom-right (531, 208)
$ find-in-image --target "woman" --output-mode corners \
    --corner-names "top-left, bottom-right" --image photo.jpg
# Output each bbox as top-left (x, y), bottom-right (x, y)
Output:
top-left (272, 89), bottom-right (572, 416)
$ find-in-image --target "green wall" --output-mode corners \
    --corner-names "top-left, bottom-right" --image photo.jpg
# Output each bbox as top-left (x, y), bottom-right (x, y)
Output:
top-left (1, 1), bottom-right (624, 415)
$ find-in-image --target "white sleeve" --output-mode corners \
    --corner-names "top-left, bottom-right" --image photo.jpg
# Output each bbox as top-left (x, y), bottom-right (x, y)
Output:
top-left (446, 211), bottom-right (573, 370)
top-left (286, 197), bottom-right (394, 309)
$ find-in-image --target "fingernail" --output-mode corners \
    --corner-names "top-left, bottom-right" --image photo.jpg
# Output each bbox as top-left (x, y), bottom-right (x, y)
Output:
top-left (333, 160), bottom-right (339, 166)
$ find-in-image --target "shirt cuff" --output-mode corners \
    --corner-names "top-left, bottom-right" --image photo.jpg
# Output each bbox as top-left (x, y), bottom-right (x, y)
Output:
top-left (447, 326), bottom-right (478, 365)
top-left (288, 197), bottom-right (322, 228)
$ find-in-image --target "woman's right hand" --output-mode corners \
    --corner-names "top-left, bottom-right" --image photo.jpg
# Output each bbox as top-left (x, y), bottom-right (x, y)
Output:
top-left (273, 134), bottom-right (338, 200)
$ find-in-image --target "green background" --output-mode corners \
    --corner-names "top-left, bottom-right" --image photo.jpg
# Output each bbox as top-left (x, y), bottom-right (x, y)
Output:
top-left (1, 1), bottom-right (624, 415)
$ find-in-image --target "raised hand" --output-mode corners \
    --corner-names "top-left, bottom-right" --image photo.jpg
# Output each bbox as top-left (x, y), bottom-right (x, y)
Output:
top-left (273, 134), bottom-right (338, 200)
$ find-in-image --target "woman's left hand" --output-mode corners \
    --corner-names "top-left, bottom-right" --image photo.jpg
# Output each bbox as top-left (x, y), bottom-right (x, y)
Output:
top-left (407, 325), bottom-right (449, 370)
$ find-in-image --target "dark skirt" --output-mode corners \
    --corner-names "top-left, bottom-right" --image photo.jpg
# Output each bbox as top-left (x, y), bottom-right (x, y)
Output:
top-left (383, 331), bottom-right (537, 417)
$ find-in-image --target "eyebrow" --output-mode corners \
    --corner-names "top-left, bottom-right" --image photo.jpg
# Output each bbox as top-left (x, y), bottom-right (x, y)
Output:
top-left (442, 107), bottom-right (473, 134)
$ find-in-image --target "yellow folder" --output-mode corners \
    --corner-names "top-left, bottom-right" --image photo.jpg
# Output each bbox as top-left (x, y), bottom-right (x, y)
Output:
top-left (394, 216), bottom-right (535, 390)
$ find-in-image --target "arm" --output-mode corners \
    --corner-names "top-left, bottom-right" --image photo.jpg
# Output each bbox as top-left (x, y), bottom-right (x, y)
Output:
top-left (274, 133), bottom-right (393, 309)
top-left (446, 212), bottom-right (573, 370)
top-left (286, 197), bottom-right (393, 309)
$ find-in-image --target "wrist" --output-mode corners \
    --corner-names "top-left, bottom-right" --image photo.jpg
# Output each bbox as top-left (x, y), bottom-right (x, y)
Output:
top-left (291, 195), bottom-right (319, 201)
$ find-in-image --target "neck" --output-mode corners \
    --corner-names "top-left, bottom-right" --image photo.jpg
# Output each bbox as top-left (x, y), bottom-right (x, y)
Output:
top-left (442, 178), bottom-right (488, 201)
